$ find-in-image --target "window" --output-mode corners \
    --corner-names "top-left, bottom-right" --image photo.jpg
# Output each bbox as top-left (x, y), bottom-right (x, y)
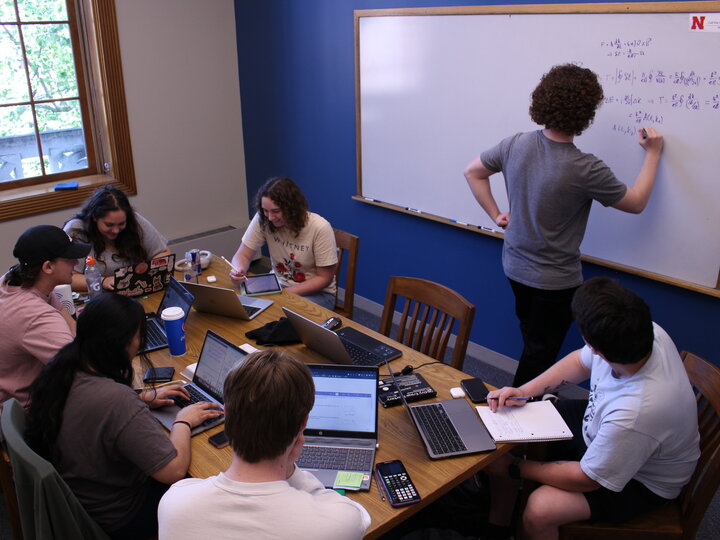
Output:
top-left (0, 0), bottom-right (134, 222)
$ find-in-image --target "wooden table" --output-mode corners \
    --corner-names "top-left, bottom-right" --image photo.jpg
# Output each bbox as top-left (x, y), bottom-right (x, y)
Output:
top-left (139, 257), bottom-right (512, 539)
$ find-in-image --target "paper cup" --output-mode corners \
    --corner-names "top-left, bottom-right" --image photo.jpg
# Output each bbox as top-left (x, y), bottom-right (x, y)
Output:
top-left (161, 306), bottom-right (186, 356)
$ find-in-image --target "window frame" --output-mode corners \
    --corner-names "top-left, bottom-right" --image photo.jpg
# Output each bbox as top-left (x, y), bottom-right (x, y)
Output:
top-left (0, 0), bottom-right (135, 222)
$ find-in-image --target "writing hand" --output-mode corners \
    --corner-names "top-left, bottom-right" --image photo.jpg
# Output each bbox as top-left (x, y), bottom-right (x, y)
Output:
top-left (639, 126), bottom-right (663, 154)
top-left (486, 386), bottom-right (527, 412)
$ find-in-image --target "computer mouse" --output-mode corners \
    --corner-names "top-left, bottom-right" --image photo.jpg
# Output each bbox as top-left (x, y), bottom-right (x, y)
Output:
top-left (321, 316), bottom-right (342, 331)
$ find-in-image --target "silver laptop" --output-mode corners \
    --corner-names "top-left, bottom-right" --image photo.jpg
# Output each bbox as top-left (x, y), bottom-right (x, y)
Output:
top-left (283, 307), bottom-right (402, 367)
top-left (151, 330), bottom-right (247, 436)
top-left (383, 358), bottom-right (495, 459)
top-left (296, 364), bottom-right (379, 491)
top-left (180, 281), bottom-right (273, 320)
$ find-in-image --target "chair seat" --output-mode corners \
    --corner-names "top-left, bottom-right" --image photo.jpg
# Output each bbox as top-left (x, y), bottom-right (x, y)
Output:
top-left (560, 501), bottom-right (682, 539)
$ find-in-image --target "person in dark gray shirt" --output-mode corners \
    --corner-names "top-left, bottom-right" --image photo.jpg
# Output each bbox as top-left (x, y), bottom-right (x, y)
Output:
top-left (464, 63), bottom-right (664, 386)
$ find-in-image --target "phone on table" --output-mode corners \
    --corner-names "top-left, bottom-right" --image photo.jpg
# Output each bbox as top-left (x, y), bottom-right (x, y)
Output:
top-left (208, 431), bottom-right (228, 449)
top-left (375, 460), bottom-right (421, 507)
top-left (461, 378), bottom-right (490, 403)
top-left (143, 367), bottom-right (175, 384)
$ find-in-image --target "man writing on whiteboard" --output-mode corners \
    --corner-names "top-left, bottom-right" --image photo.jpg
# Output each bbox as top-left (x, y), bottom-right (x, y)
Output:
top-left (484, 277), bottom-right (699, 540)
top-left (464, 63), bottom-right (664, 387)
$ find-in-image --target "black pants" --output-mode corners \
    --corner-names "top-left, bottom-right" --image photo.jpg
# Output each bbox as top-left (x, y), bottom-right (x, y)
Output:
top-left (509, 279), bottom-right (578, 387)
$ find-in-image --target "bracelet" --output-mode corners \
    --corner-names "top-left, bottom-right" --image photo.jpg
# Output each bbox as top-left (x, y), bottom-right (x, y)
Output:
top-left (172, 420), bottom-right (192, 430)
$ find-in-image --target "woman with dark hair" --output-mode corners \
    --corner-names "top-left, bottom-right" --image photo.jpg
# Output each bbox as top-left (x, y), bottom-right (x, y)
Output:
top-left (230, 177), bottom-right (338, 309)
top-left (25, 293), bottom-right (223, 539)
top-left (64, 185), bottom-right (170, 292)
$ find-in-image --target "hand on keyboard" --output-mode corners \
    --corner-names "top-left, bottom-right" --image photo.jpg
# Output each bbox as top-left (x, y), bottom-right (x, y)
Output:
top-left (142, 383), bottom-right (190, 409)
top-left (175, 402), bottom-right (224, 429)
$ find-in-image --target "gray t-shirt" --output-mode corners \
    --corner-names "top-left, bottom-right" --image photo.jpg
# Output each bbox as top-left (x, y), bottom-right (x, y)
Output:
top-left (481, 130), bottom-right (627, 289)
top-left (54, 372), bottom-right (176, 529)
top-left (64, 213), bottom-right (168, 277)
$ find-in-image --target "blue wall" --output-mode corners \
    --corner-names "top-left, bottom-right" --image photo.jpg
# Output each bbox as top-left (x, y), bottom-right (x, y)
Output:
top-left (235, 0), bottom-right (719, 365)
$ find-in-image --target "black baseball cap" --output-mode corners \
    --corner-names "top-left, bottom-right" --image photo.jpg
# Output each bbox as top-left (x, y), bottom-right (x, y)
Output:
top-left (13, 225), bottom-right (91, 266)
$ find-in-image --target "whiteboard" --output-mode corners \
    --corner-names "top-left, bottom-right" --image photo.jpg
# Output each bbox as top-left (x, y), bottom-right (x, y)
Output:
top-left (357, 5), bottom-right (720, 290)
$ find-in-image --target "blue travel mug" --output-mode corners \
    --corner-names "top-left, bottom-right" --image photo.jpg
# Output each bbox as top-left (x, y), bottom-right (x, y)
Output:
top-left (161, 306), bottom-right (186, 356)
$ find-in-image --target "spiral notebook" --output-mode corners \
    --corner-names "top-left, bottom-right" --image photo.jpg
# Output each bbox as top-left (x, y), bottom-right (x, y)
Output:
top-left (476, 400), bottom-right (573, 443)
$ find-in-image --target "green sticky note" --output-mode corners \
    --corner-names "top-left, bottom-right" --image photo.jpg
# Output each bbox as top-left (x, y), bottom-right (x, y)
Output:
top-left (334, 470), bottom-right (364, 489)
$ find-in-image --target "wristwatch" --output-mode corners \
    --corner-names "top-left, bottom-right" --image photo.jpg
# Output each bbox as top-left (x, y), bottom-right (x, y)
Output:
top-left (508, 455), bottom-right (524, 480)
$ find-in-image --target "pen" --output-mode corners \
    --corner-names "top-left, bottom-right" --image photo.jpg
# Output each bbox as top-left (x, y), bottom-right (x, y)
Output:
top-left (220, 255), bottom-right (240, 272)
top-left (488, 397), bottom-right (530, 401)
top-left (374, 470), bottom-right (386, 501)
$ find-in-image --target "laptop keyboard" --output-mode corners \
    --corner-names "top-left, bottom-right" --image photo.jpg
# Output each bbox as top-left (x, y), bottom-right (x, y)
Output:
top-left (172, 386), bottom-right (224, 428)
top-left (341, 339), bottom-right (383, 366)
top-left (413, 403), bottom-right (467, 455)
top-left (145, 319), bottom-right (166, 349)
top-left (297, 445), bottom-right (374, 472)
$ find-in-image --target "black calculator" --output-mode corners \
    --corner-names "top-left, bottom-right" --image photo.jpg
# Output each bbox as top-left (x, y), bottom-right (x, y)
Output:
top-left (375, 460), bottom-right (421, 507)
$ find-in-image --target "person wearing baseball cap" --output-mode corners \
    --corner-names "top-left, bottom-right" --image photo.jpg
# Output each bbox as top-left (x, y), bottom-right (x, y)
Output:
top-left (0, 225), bottom-right (90, 408)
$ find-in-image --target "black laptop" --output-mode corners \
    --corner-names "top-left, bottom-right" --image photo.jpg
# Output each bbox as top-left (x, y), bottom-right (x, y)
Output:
top-left (140, 277), bottom-right (195, 354)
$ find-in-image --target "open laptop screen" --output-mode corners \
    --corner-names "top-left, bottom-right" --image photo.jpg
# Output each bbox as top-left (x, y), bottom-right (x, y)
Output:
top-left (194, 331), bottom-right (248, 403)
top-left (306, 364), bottom-right (378, 438)
top-left (158, 277), bottom-right (194, 322)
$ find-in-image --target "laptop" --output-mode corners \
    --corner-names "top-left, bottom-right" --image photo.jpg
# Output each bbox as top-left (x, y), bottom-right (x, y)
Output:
top-left (283, 307), bottom-right (402, 367)
top-left (296, 364), bottom-right (379, 491)
top-left (383, 358), bottom-right (496, 459)
top-left (151, 330), bottom-right (247, 436)
top-left (140, 276), bottom-right (195, 354)
top-left (180, 281), bottom-right (273, 320)
top-left (114, 254), bottom-right (176, 297)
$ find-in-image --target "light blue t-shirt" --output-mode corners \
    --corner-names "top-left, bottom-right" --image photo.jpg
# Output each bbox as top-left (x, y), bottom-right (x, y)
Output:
top-left (579, 323), bottom-right (699, 498)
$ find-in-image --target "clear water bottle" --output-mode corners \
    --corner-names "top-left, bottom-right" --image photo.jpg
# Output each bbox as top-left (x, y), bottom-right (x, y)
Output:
top-left (84, 256), bottom-right (103, 298)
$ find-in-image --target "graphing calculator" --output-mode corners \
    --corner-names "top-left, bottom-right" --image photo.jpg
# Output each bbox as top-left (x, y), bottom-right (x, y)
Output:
top-left (375, 460), bottom-right (421, 507)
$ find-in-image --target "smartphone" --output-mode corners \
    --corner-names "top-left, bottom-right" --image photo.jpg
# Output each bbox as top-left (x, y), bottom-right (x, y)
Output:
top-left (461, 378), bottom-right (489, 403)
top-left (208, 431), bottom-right (228, 449)
top-left (143, 367), bottom-right (175, 384)
top-left (241, 273), bottom-right (282, 296)
top-left (375, 460), bottom-right (421, 507)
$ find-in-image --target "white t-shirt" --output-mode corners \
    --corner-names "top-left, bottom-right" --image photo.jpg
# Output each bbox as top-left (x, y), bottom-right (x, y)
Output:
top-left (242, 211), bottom-right (337, 295)
top-left (579, 323), bottom-right (700, 498)
top-left (158, 468), bottom-right (371, 540)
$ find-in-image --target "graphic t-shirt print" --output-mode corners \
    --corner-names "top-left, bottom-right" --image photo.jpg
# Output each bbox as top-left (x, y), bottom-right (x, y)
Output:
top-left (275, 252), bottom-right (306, 283)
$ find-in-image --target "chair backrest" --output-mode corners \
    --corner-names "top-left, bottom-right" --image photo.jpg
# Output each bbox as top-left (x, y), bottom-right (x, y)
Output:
top-left (333, 228), bottom-right (359, 319)
top-left (379, 276), bottom-right (476, 370)
top-left (678, 351), bottom-right (720, 539)
top-left (1, 398), bottom-right (110, 540)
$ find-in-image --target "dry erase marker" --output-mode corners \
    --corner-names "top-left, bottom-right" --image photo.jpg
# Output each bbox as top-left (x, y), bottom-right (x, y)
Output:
top-left (406, 207), bottom-right (421, 213)
top-left (641, 128), bottom-right (648, 139)
top-left (363, 197), bottom-right (378, 202)
top-left (479, 226), bottom-right (495, 232)
top-left (450, 219), bottom-right (469, 226)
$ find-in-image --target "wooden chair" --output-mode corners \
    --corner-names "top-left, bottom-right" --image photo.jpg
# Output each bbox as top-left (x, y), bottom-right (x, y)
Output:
top-left (332, 228), bottom-right (359, 319)
top-left (559, 351), bottom-right (720, 540)
top-left (379, 276), bottom-right (475, 370)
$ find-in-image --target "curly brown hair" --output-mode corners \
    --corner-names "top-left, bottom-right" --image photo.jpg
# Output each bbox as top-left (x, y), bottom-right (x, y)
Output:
top-left (529, 64), bottom-right (604, 136)
top-left (254, 177), bottom-right (309, 236)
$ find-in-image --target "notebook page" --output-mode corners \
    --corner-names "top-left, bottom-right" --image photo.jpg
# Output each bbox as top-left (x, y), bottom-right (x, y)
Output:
top-left (476, 400), bottom-right (572, 442)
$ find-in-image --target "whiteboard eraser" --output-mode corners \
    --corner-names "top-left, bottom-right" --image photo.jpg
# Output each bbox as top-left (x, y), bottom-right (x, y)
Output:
top-left (206, 275), bottom-right (217, 283)
top-left (450, 387), bottom-right (465, 399)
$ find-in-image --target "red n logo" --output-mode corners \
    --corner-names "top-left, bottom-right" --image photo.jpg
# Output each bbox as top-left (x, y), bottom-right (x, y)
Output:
top-left (691, 16), bottom-right (705, 30)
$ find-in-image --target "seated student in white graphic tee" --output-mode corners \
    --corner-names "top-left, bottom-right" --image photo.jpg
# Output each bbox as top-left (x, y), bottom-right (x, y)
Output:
top-left (230, 176), bottom-right (338, 309)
